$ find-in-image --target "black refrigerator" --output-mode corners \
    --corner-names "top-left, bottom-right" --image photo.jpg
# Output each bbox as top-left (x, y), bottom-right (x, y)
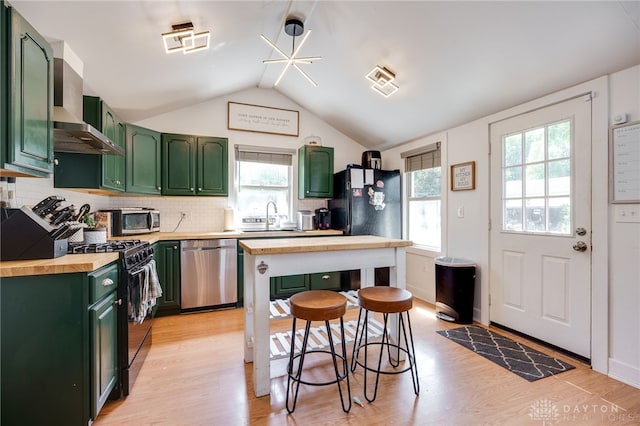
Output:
top-left (328, 167), bottom-right (401, 287)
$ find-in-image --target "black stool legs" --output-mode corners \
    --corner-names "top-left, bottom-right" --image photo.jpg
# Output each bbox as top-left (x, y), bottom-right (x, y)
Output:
top-left (351, 308), bottom-right (419, 403)
top-left (286, 317), bottom-right (351, 413)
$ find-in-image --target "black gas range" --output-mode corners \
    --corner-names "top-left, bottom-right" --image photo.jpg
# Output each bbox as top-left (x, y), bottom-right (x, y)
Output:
top-left (68, 239), bottom-right (158, 398)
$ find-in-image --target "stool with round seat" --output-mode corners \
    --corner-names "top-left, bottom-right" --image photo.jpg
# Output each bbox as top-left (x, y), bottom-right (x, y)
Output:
top-left (350, 286), bottom-right (419, 403)
top-left (286, 290), bottom-right (351, 413)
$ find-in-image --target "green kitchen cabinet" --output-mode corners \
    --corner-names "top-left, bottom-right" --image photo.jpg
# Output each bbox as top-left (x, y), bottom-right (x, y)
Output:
top-left (162, 133), bottom-right (228, 196)
top-left (309, 271), bottom-right (341, 291)
top-left (89, 291), bottom-right (118, 419)
top-left (1, 6), bottom-right (54, 177)
top-left (1, 3), bottom-right (8, 170)
top-left (126, 123), bottom-right (161, 194)
top-left (298, 145), bottom-right (333, 199)
top-left (270, 274), bottom-right (309, 299)
top-left (153, 241), bottom-right (181, 316)
top-left (1, 262), bottom-right (119, 425)
top-left (54, 96), bottom-right (126, 192)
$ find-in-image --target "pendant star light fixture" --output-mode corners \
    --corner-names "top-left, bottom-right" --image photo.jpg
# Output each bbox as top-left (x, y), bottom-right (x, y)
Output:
top-left (162, 22), bottom-right (210, 54)
top-left (366, 65), bottom-right (399, 97)
top-left (261, 17), bottom-right (321, 86)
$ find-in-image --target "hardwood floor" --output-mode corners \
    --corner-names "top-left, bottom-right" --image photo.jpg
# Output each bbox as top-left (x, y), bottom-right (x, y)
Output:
top-left (95, 299), bottom-right (640, 425)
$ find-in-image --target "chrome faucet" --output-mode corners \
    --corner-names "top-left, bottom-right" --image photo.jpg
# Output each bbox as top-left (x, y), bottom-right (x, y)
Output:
top-left (266, 201), bottom-right (278, 230)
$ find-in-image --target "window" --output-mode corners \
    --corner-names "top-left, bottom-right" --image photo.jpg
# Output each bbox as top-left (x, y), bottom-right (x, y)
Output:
top-left (502, 119), bottom-right (571, 234)
top-left (235, 145), bottom-right (295, 225)
top-left (403, 143), bottom-right (442, 250)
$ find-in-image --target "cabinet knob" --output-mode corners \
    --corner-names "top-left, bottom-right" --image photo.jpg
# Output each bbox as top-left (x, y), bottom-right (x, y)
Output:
top-left (52, 158), bottom-right (59, 166)
top-left (102, 278), bottom-right (114, 287)
top-left (322, 275), bottom-right (330, 280)
top-left (157, 186), bottom-right (162, 190)
top-left (190, 188), bottom-right (194, 191)
top-left (174, 246), bottom-right (178, 249)
top-left (198, 187), bottom-right (202, 191)
top-left (114, 299), bottom-right (122, 306)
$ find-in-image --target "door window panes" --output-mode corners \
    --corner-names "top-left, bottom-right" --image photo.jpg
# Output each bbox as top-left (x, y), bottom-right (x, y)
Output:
top-left (501, 119), bottom-right (572, 235)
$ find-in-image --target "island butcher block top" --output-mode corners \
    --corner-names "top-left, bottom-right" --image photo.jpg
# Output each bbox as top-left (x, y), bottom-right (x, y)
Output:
top-left (239, 235), bottom-right (412, 255)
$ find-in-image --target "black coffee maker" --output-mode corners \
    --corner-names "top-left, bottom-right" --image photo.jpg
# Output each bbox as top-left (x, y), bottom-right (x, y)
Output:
top-left (314, 208), bottom-right (331, 230)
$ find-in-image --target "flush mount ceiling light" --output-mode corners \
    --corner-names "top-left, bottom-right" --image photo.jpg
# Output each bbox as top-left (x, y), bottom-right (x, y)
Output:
top-left (162, 22), bottom-right (210, 54)
top-left (261, 17), bottom-right (321, 86)
top-left (366, 65), bottom-right (399, 97)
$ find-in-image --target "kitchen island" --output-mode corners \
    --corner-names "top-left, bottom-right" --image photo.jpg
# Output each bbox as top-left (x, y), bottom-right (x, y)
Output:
top-left (239, 235), bottom-right (412, 397)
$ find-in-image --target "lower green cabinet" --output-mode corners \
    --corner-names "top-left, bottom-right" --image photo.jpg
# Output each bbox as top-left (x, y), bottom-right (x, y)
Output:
top-left (309, 271), bottom-right (341, 291)
top-left (153, 241), bottom-right (181, 316)
top-left (270, 272), bottom-right (341, 299)
top-left (90, 291), bottom-right (118, 419)
top-left (1, 262), bottom-right (119, 425)
top-left (270, 274), bottom-right (309, 299)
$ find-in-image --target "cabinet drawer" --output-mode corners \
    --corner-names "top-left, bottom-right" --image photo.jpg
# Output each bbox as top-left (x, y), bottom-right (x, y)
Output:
top-left (309, 271), bottom-right (341, 291)
top-left (90, 263), bottom-right (119, 304)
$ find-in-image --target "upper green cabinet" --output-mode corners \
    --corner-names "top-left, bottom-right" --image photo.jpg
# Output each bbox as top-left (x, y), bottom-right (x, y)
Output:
top-left (2, 6), bottom-right (54, 177)
top-left (162, 133), bottom-right (227, 196)
top-left (84, 96), bottom-right (126, 191)
top-left (298, 145), bottom-right (333, 199)
top-left (54, 96), bottom-right (125, 192)
top-left (126, 124), bottom-right (161, 195)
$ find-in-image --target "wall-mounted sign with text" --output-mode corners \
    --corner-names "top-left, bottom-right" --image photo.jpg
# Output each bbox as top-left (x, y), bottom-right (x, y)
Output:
top-left (228, 102), bottom-right (299, 137)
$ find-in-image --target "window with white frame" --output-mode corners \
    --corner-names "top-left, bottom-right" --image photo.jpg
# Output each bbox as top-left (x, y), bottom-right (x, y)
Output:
top-left (235, 145), bottom-right (295, 226)
top-left (403, 143), bottom-right (442, 250)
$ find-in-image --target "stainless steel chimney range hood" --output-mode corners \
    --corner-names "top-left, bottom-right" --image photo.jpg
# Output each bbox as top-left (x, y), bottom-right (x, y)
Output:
top-left (53, 58), bottom-right (124, 156)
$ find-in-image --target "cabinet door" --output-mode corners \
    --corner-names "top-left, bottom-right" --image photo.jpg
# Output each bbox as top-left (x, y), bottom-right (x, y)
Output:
top-left (126, 124), bottom-right (161, 194)
top-left (271, 274), bottom-right (308, 299)
top-left (1, 4), bottom-right (7, 170)
top-left (8, 8), bottom-right (53, 176)
top-left (101, 103), bottom-right (125, 191)
top-left (197, 136), bottom-right (228, 196)
top-left (298, 145), bottom-right (334, 198)
top-left (162, 133), bottom-right (196, 195)
top-left (90, 291), bottom-right (118, 420)
top-left (153, 241), bottom-right (181, 316)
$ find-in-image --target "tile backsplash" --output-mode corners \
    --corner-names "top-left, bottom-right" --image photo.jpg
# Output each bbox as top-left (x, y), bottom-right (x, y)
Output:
top-left (14, 176), bottom-right (327, 233)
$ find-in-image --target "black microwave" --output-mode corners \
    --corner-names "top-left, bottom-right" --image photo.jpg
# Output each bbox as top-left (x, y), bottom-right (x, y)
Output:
top-left (101, 208), bottom-right (160, 236)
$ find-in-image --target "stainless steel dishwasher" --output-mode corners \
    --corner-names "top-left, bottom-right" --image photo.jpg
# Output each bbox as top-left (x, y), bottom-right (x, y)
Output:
top-left (180, 239), bottom-right (238, 310)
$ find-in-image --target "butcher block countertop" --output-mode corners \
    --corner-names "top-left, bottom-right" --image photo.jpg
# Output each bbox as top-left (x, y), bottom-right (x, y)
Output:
top-left (240, 235), bottom-right (412, 255)
top-left (0, 253), bottom-right (120, 278)
top-left (0, 229), bottom-right (342, 278)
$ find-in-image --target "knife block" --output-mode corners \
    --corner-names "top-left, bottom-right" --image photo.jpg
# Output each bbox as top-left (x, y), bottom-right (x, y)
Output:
top-left (1, 207), bottom-right (68, 260)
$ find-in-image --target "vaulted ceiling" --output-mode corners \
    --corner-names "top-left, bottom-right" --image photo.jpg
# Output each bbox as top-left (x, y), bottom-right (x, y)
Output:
top-left (9, 1), bottom-right (640, 150)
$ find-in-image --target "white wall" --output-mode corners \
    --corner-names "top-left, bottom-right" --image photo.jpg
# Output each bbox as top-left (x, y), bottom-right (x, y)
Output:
top-left (606, 66), bottom-right (640, 388)
top-left (15, 87), bottom-right (368, 233)
top-left (382, 64), bottom-right (640, 389)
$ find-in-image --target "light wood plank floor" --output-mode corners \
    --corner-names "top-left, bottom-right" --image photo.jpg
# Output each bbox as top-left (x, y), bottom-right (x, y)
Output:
top-left (95, 299), bottom-right (640, 425)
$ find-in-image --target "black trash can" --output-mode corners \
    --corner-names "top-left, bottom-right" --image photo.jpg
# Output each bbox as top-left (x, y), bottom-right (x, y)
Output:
top-left (434, 257), bottom-right (476, 324)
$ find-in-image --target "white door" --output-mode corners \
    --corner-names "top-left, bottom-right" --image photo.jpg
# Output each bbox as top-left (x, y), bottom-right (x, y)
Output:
top-left (489, 95), bottom-right (592, 358)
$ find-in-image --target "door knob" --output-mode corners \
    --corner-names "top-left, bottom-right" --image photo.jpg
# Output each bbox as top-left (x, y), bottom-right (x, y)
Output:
top-left (572, 241), bottom-right (588, 252)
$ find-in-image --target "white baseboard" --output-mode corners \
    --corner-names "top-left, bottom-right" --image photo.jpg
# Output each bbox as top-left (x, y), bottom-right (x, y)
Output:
top-left (406, 283), bottom-right (433, 304)
top-left (608, 358), bottom-right (640, 389)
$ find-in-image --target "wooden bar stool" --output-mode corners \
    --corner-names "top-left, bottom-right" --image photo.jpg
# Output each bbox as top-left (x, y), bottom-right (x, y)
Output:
top-left (286, 290), bottom-right (351, 413)
top-left (350, 287), bottom-right (419, 403)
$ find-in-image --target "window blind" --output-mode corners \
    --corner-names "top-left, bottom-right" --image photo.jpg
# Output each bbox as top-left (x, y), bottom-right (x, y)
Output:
top-left (234, 144), bottom-right (294, 166)
top-left (401, 142), bottom-right (441, 172)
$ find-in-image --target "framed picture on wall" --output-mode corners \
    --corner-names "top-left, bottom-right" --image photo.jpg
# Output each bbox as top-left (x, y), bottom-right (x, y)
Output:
top-left (451, 161), bottom-right (476, 191)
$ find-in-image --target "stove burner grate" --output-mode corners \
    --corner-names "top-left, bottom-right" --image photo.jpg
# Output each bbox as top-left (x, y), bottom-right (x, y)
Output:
top-left (68, 240), bottom-right (144, 254)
